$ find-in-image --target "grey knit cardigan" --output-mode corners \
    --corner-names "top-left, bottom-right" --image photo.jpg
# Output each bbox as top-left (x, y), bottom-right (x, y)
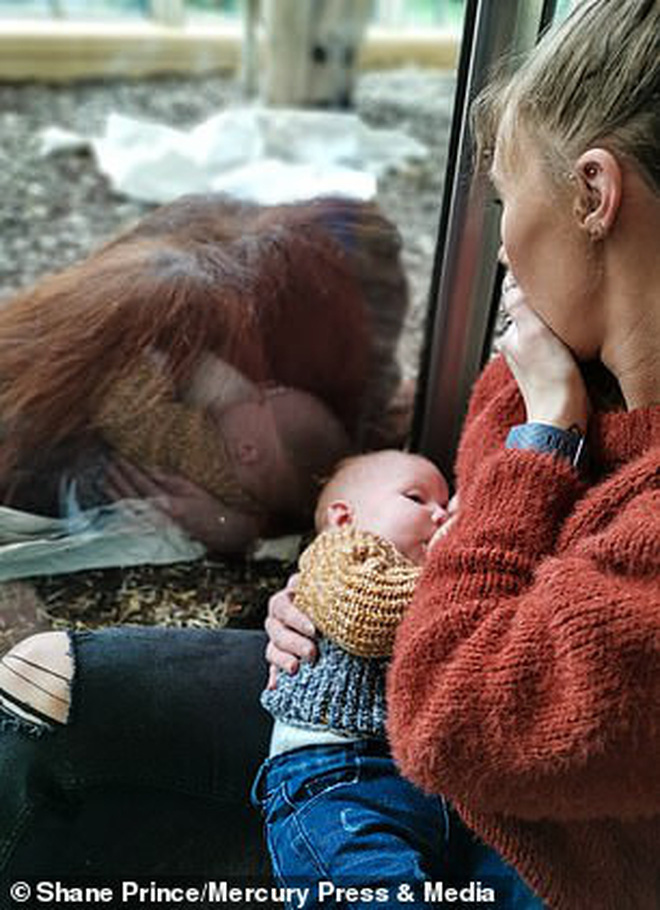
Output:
top-left (261, 637), bottom-right (389, 740)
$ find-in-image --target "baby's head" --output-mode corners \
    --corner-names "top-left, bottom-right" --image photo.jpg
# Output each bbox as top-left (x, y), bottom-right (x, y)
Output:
top-left (216, 386), bottom-right (351, 530)
top-left (315, 449), bottom-right (449, 565)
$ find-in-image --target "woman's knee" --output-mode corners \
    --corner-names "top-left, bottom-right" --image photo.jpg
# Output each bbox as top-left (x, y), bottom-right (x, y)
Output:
top-left (0, 631), bottom-right (72, 726)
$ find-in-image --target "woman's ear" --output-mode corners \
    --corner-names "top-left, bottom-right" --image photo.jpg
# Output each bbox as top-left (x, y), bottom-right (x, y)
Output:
top-left (573, 148), bottom-right (622, 240)
top-left (325, 500), bottom-right (353, 528)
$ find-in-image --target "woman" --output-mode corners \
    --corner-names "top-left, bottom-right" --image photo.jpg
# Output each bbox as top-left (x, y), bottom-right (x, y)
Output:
top-left (0, 195), bottom-right (407, 554)
top-left (0, 0), bottom-right (657, 904)
top-left (265, 1), bottom-right (659, 907)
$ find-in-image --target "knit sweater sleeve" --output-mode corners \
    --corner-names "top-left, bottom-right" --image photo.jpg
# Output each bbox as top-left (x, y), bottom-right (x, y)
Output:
top-left (387, 357), bottom-right (660, 823)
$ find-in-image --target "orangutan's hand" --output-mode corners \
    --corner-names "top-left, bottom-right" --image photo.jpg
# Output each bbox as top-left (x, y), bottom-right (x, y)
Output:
top-left (499, 278), bottom-right (590, 432)
top-left (264, 574), bottom-right (317, 689)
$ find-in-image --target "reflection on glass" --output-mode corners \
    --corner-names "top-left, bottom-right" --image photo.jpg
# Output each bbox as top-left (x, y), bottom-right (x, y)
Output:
top-left (0, 196), bottom-right (408, 542)
top-left (0, 0), bottom-right (463, 637)
top-left (0, 1), bottom-right (467, 24)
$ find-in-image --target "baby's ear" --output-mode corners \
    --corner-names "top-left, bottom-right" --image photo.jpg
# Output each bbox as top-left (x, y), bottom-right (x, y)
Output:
top-left (325, 500), bottom-right (353, 528)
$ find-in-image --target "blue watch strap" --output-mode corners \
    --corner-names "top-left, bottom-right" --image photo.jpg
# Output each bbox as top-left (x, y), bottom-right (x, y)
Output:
top-left (506, 423), bottom-right (587, 471)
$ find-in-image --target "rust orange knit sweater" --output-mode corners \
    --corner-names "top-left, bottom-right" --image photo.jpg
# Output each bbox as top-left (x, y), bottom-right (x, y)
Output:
top-left (387, 356), bottom-right (659, 910)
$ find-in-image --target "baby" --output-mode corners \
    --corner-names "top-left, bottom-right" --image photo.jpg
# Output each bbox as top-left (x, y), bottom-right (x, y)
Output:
top-left (253, 449), bottom-right (455, 903)
top-left (98, 354), bottom-right (351, 551)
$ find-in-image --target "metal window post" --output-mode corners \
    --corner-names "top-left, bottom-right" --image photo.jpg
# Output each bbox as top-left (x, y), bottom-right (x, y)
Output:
top-left (411, 0), bottom-right (557, 482)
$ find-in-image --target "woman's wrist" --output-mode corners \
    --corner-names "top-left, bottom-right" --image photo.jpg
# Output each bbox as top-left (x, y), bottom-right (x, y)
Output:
top-left (523, 373), bottom-right (590, 433)
top-left (525, 404), bottom-right (588, 434)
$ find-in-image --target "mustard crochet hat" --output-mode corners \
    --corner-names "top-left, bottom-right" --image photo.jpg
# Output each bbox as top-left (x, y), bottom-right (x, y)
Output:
top-left (296, 526), bottom-right (421, 658)
top-left (98, 361), bottom-right (257, 512)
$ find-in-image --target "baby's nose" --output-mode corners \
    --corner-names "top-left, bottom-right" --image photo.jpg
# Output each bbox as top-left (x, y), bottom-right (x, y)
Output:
top-left (431, 503), bottom-right (448, 526)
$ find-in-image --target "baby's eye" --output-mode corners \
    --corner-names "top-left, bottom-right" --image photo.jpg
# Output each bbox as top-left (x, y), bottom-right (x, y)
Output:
top-left (404, 491), bottom-right (424, 504)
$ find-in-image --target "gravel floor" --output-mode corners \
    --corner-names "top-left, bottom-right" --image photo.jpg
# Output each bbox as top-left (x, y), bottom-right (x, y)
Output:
top-left (0, 67), bottom-right (456, 641)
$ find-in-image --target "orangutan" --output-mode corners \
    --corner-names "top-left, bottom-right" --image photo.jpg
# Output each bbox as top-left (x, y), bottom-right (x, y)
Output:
top-left (0, 194), bottom-right (409, 552)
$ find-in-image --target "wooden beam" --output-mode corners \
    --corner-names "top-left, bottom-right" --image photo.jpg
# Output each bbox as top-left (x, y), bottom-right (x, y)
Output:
top-left (0, 20), bottom-right (458, 82)
top-left (0, 21), bottom-right (241, 80)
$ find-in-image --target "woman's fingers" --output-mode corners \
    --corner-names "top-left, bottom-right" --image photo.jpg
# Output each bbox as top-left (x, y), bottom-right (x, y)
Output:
top-left (263, 573), bottom-right (316, 677)
top-left (268, 581), bottom-right (315, 638)
top-left (106, 459), bottom-right (202, 515)
top-left (265, 639), bottom-right (300, 677)
top-left (500, 295), bottom-right (559, 363)
top-left (264, 612), bottom-right (317, 664)
top-left (286, 572), bottom-right (301, 594)
top-left (104, 460), bottom-right (140, 500)
top-left (266, 664), bottom-right (278, 691)
top-left (501, 288), bottom-right (578, 368)
top-left (499, 285), bottom-right (590, 431)
top-left (104, 459), bottom-right (194, 530)
top-left (264, 580), bottom-right (318, 672)
top-left (500, 276), bottom-right (526, 320)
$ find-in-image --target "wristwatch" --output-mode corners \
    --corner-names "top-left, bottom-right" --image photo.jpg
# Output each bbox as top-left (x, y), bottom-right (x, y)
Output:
top-left (506, 422), bottom-right (588, 472)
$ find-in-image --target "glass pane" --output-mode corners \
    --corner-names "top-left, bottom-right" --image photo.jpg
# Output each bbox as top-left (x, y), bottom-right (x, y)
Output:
top-left (0, 1), bottom-right (466, 639)
top-left (415, 0), bottom-right (588, 479)
top-left (0, 0), bottom-right (151, 20)
top-left (185, 0), bottom-right (240, 21)
top-left (484, 0), bottom-right (580, 361)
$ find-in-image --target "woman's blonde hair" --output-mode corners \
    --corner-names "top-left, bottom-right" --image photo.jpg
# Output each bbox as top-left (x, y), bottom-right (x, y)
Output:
top-left (472, 0), bottom-right (660, 192)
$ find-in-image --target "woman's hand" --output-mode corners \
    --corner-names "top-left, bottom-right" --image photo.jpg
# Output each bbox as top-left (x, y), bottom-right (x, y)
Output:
top-left (499, 279), bottom-right (590, 432)
top-left (106, 457), bottom-right (262, 551)
top-left (265, 574), bottom-right (318, 689)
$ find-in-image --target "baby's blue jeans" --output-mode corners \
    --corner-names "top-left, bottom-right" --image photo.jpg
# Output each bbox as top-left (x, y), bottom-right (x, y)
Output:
top-left (252, 740), bottom-right (545, 909)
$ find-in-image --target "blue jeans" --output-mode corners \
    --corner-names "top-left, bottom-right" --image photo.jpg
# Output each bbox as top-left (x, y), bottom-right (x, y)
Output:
top-left (252, 741), bottom-right (545, 909)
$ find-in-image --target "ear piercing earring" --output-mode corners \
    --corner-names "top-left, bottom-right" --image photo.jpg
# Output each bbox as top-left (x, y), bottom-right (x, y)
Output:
top-left (589, 222), bottom-right (605, 242)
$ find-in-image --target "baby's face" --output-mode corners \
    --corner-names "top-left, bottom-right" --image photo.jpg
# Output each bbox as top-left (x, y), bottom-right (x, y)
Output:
top-left (344, 452), bottom-right (449, 565)
top-left (216, 388), bottom-right (349, 521)
top-left (216, 396), bottom-right (296, 512)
